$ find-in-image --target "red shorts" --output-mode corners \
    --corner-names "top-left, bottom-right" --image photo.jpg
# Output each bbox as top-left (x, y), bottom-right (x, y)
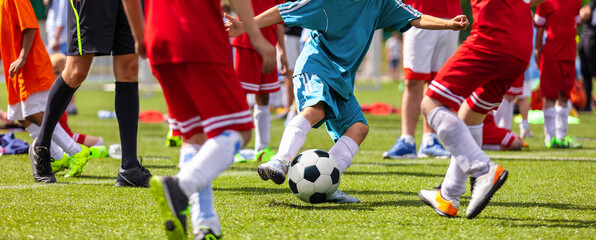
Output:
top-left (426, 45), bottom-right (529, 114)
top-left (151, 62), bottom-right (253, 139)
top-left (235, 47), bottom-right (280, 94)
top-left (505, 75), bottom-right (524, 96)
top-left (539, 58), bottom-right (575, 99)
top-left (482, 114), bottom-right (518, 148)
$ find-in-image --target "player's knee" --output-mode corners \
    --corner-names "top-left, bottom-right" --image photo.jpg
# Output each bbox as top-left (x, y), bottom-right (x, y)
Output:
top-left (63, 68), bottom-right (89, 85)
top-left (404, 79), bottom-right (425, 91)
top-left (114, 58), bottom-right (139, 82)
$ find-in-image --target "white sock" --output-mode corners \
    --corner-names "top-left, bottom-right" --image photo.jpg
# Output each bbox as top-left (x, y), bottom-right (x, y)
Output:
top-left (519, 120), bottom-right (530, 133)
top-left (494, 99), bottom-right (514, 129)
top-left (52, 124), bottom-right (82, 155)
top-left (177, 130), bottom-right (243, 196)
top-left (179, 144), bottom-right (201, 168)
top-left (555, 105), bottom-right (569, 141)
top-left (426, 107), bottom-right (489, 177)
top-left (421, 133), bottom-right (435, 147)
top-left (400, 135), bottom-right (415, 145)
top-left (543, 107), bottom-right (556, 144)
top-left (27, 124), bottom-right (65, 159)
top-left (94, 137), bottom-right (104, 146)
top-left (441, 156), bottom-right (468, 201)
top-left (467, 124), bottom-right (483, 147)
top-left (273, 115), bottom-right (311, 164)
top-left (254, 104), bottom-right (270, 152)
top-left (329, 136), bottom-right (359, 174)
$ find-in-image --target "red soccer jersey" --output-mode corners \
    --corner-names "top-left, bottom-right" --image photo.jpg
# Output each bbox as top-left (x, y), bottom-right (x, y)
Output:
top-left (463, 0), bottom-right (533, 63)
top-left (535, 0), bottom-right (582, 61)
top-left (403, 0), bottom-right (462, 19)
top-left (144, 0), bottom-right (232, 65)
top-left (231, 0), bottom-right (283, 49)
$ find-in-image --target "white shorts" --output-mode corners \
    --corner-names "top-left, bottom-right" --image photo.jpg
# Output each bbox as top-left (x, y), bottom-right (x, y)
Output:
top-left (520, 78), bottom-right (533, 99)
top-left (7, 90), bottom-right (49, 121)
top-left (283, 35), bottom-right (301, 71)
top-left (403, 27), bottom-right (459, 81)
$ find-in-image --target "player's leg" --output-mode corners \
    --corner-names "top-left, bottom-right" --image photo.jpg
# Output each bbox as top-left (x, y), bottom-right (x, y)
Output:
top-left (518, 76), bottom-right (534, 138)
top-left (554, 60), bottom-right (581, 148)
top-left (540, 57), bottom-right (565, 148)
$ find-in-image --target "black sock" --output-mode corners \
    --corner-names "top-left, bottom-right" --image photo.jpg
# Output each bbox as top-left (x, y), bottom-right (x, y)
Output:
top-left (39, 74), bottom-right (77, 148)
top-left (115, 82), bottom-right (140, 169)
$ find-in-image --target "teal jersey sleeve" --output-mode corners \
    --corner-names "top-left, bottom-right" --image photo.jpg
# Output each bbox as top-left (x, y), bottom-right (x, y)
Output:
top-left (278, 0), bottom-right (328, 32)
top-left (377, 0), bottom-right (422, 33)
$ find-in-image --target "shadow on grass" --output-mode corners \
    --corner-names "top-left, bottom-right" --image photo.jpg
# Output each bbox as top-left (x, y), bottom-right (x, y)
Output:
top-left (353, 161), bottom-right (448, 167)
top-left (268, 199), bottom-right (423, 211)
top-left (344, 171), bottom-right (443, 178)
top-left (215, 186), bottom-right (287, 194)
top-left (490, 201), bottom-right (596, 211)
top-left (144, 165), bottom-right (177, 169)
top-left (485, 216), bottom-right (596, 229)
top-left (77, 175), bottom-right (115, 180)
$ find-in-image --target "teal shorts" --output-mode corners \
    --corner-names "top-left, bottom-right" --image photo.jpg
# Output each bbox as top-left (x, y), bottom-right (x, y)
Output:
top-left (293, 73), bottom-right (367, 142)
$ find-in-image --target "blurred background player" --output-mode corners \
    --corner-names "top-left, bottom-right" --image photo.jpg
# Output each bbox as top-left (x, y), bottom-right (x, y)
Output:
top-left (418, 0), bottom-right (545, 219)
top-left (0, 0), bottom-right (91, 183)
top-left (383, 0), bottom-right (461, 160)
top-left (29, 0), bottom-right (152, 187)
top-left (385, 31), bottom-right (402, 80)
top-left (121, 0), bottom-right (275, 238)
top-left (227, 0), bottom-right (469, 204)
top-left (231, 0), bottom-right (287, 163)
top-left (534, 0), bottom-right (582, 148)
top-left (579, 0), bottom-right (596, 112)
top-left (481, 113), bottom-right (525, 151)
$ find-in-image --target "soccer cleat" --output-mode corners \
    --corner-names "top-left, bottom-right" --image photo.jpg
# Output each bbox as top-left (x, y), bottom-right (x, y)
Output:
top-left (233, 153), bottom-right (247, 163)
top-left (90, 145), bottom-right (109, 158)
top-left (194, 226), bottom-right (222, 240)
top-left (150, 176), bottom-right (189, 240)
top-left (257, 159), bottom-right (288, 184)
top-left (383, 138), bottom-right (417, 159)
top-left (519, 122), bottom-right (533, 138)
top-left (28, 138), bottom-right (56, 183)
top-left (325, 190), bottom-right (360, 203)
top-left (546, 138), bottom-right (566, 149)
top-left (563, 136), bottom-right (582, 149)
top-left (115, 157), bottom-right (153, 187)
top-left (418, 138), bottom-right (451, 158)
top-left (253, 147), bottom-right (275, 162)
top-left (166, 130), bottom-right (182, 147)
top-left (418, 188), bottom-right (459, 218)
top-left (51, 153), bottom-right (69, 173)
top-left (65, 145), bottom-right (91, 178)
top-left (466, 162), bottom-right (508, 219)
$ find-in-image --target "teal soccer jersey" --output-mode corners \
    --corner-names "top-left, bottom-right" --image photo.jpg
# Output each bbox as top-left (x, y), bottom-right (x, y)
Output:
top-left (278, 0), bottom-right (421, 99)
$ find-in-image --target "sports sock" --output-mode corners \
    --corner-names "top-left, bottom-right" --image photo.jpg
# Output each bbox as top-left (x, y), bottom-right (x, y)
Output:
top-left (115, 82), bottom-right (140, 169)
top-left (273, 115), bottom-right (311, 164)
top-left (441, 156), bottom-right (468, 201)
top-left (426, 106), bottom-right (489, 177)
top-left (94, 137), bottom-right (104, 146)
top-left (467, 124), bottom-right (483, 147)
top-left (494, 99), bottom-right (514, 129)
top-left (519, 120), bottom-right (530, 134)
top-left (27, 124), bottom-right (64, 159)
top-left (254, 104), bottom-right (270, 152)
top-left (400, 135), bottom-right (415, 145)
top-left (543, 107), bottom-right (556, 144)
top-left (179, 144), bottom-right (201, 168)
top-left (52, 124), bottom-right (82, 155)
top-left (38, 74), bottom-right (77, 148)
top-left (177, 130), bottom-right (242, 196)
top-left (329, 136), bottom-right (359, 174)
top-left (555, 105), bottom-right (569, 141)
top-left (421, 133), bottom-right (435, 147)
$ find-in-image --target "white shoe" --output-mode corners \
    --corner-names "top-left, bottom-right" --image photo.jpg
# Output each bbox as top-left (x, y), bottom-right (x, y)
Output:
top-left (325, 190), bottom-right (360, 203)
top-left (418, 188), bottom-right (459, 217)
top-left (519, 122), bottom-right (533, 138)
top-left (466, 162), bottom-right (508, 219)
top-left (257, 159), bottom-right (288, 185)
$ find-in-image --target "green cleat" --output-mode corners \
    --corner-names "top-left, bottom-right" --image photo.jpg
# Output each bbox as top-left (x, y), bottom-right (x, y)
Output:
top-left (234, 153), bottom-right (247, 163)
top-left (150, 176), bottom-right (189, 240)
top-left (254, 147), bottom-right (275, 162)
top-left (166, 130), bottom-right (182, 147)
top-left (546, 138), bottom-right (566, 149)
top-left (51, 153), bottom-right (69, 173)
top-left (65, 145), bottom-right (91, 178)
top-left (89, 145), bottom-right (109, 158)
top-left (563, 136), bottom-right (582, 149)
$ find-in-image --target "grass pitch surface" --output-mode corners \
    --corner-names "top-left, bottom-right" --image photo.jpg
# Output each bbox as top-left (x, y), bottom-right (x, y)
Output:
top-left (0, 82), bottom-right (594, 239)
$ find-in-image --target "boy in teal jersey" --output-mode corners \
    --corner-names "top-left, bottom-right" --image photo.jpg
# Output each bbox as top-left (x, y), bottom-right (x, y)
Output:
top-left (227, 0), bottom-right (468, 202)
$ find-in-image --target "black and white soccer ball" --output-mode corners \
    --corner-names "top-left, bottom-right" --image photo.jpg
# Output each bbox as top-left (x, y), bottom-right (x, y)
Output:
top-left (288, 149), bottom-right (340, 203)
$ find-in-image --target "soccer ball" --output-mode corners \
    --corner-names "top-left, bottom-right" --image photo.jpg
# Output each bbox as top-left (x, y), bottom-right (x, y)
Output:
top-left (287, 149), bottom-right (340, 203)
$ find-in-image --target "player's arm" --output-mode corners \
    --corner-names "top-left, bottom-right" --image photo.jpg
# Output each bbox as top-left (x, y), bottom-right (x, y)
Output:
top-left (225, 6), bottom-right (283, 37)
top-left (409, 14), bottom-right (469, 31)
top-left (9, 28), bottom-right (36, 78)
top-left (229, 0), bottom-right (276, 73)
top-left (121, 0), bottom-right (145, 58)
top-left (534, 26), bottom-right (545, 70)
top-left (277, 23), bottom-right (289, 76)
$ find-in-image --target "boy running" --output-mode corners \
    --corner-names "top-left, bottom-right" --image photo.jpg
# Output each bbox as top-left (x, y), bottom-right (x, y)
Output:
top-left (227, 0), bottom-right (468, 203)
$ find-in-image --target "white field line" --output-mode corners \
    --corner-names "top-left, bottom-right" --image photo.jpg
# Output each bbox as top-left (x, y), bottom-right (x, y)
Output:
top-left (357, 150), bottom-right (596, 161)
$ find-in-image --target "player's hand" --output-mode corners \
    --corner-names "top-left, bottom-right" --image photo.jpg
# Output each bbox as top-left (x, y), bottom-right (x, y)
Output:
top-left (135, 40), bottom-right (147, 59)
top-left (252, 37), bottom-right (276, 73)
top-left (8, 57), bottom-right (26, 78)
top-left (449, 15), bottom-right (469, 31)
top-left (225, 13), bottom-right (245, 38)
top-left (279, 51), bottom-right (289, 75)
top-left (580, 5), bottom-right (592, 23)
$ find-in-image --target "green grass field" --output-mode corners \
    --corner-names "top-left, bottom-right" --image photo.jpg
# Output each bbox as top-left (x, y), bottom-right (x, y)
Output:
top-left (0, 82), bottom-right (594, 239)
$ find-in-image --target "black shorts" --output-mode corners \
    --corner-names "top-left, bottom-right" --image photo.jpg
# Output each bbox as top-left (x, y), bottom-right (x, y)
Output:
top-left (67, 0), bottom-right (135, 56)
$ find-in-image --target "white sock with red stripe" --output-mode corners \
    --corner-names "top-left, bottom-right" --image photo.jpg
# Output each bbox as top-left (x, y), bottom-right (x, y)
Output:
top-left (441, 156), bottom-right (468, 201)
top-left (273, 115), bottom-right (311, 164)
top-left (27, 123), bottom-right (65, 159)
top-left (543, 107), bottom-right (556, 144)
top-left (467, 124), bottom-right (483, 147)
top-left (52, 124), bottom-right (82, 155)
top-left (555, 105), bottom-right (569, 141)
top-left (329, 136), bottom-right (359, 174)
top-left (254, 104), bottom-right (270, 152)
top-left (426, 106), bottom-right (489, 177)
top-left (177, 130), bottom-right (242, 196)
top-left (494, 99), bottom-right (514, 129)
